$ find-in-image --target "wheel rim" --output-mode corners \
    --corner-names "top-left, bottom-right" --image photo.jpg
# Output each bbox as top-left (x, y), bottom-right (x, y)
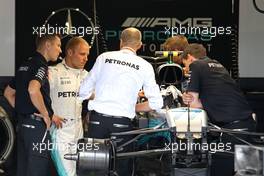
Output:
top-left (0, 106), bottom-right (15, 163)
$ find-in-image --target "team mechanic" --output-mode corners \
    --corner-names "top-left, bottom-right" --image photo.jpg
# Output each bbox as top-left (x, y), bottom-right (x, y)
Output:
top-left (79, 27), bottom-right (163, 175)
top-left (181, 43), bottom-right (256, 176)
top-left (49, 37), bottom-right (90, 176)
top-left (4, 34), bottom-right (62, 176)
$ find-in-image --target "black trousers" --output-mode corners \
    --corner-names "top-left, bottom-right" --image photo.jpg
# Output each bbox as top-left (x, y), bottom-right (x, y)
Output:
top-left (87, 111), bottom-right (134, 176)
top-left (221, 117), bottom-right (256, 149)
top-left (16, 115), bottom-right (51, 176)
top-left (208, 117), bottom-right (256, 176)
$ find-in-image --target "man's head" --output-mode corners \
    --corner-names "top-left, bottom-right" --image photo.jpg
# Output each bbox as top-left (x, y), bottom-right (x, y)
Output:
top-left (181, 43), bottom-right (207, 69)
top-left (120, 27), bottom-right (142, 51)
top-left (36, 34), bottom-right (62, 62)
top-left (162, 35), bottom-right (189, 64)
top-left (65, 37), bottom-right (90, 69)
top-left (163, 35), bottom-right (188, 51)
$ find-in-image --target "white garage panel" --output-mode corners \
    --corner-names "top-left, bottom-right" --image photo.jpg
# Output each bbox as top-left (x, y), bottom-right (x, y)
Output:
top-left (239, 0), bottom-right (264, 78)
top-left (0, 0), bottom-right (15, 76)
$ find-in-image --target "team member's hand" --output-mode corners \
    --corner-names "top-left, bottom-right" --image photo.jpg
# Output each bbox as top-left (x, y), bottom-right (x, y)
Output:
top-left (138, 90), bottom-right (148, 103)
top-left (138, 90), bottom-right (145, 98)
top-left (52, 115), bottom-right (66, 129)
top-left (34, 113), bottom-right (51, 129)
top-left (43, 116), bottom-right (52, 130)
top-left (182, 92), bottom-right (194, 105)
top-left (183, 67), bottom-right (190, 77)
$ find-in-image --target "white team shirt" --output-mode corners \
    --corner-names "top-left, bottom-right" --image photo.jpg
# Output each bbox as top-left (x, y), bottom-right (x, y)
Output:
top-left (49, 60), bottom-right (88, 121)
top-left (79, 48), bottom-right (163, 119)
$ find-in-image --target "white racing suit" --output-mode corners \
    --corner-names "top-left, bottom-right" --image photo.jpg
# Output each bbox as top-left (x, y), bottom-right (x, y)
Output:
top-left (49, 60), bottom-right (88, 176)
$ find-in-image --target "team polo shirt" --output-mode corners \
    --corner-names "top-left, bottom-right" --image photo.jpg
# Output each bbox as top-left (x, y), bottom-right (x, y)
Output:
top-left (9, 52), bottom-right (54, 117)
top-left (187, 57), bottom-right (252, 124)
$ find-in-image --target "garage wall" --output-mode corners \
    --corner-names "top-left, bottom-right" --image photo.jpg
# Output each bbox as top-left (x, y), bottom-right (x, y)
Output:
top-left (239, 0), bottom-right (264, 78)
top-left (0, 0), bottom-right (15, 77)
top-left (239, 0), bottom-right (264, 132)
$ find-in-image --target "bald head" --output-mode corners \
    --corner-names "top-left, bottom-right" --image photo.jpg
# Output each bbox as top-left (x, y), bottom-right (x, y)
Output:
top-left (120, 27), bottom-right (142, 50)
